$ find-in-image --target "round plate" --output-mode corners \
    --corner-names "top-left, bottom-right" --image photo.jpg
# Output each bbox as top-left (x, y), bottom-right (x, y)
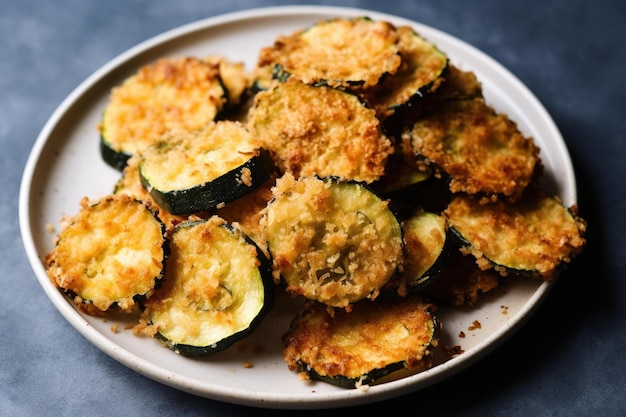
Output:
top-left (19, 5), bottom-right (575, 410)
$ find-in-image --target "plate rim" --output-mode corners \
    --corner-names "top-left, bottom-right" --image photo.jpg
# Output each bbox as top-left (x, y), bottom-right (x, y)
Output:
top-left (19, 4), bottom-right (571, 409)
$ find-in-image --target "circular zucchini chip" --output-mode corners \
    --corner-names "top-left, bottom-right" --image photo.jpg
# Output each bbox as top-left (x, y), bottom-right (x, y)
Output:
top-left (45, 194), bottom-right (168, 313)
top-left (401, 96), bottom-right (540, 200)
top-left (262, 174), bottom-right (403, 308)
top-left (282, 293), bottom-right (439, 388)
top-left (259, 17), bottom-right (401, 89)
top-left (142, 216), bottom-right (274, 356)
top-left (100, 56), bottom-right (228, 170)
top-left (138, 120), bottom-right (275, 215)
top-left (445, 190), bottom-right (587, 279)
top-left (247, 80), bottom-right (393, 184)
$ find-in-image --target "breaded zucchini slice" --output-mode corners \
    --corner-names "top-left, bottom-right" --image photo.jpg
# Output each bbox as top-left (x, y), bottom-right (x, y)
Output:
top-left (401, 97), bottom-right (541, 200)
top-left (258, 17), bottom-right (401, 89)
top-left (247, 80), bottom-right (393, 184)
top-left (363, 25), bottom-right (448, 118)
top-left (45, 194), bottom-right (168, 313)
top-left (282, 294), bottom-right (439, 388)
top-left (445, 190), bottom-right (587, 279)
top-left (100, 56), bottom-right (228, 170)
top-left (138, 120), bottom-right (275, 215)
top-left (261, 174), bottom-right (403, 308)
top-left (141, 216), bottom-right (274, 356)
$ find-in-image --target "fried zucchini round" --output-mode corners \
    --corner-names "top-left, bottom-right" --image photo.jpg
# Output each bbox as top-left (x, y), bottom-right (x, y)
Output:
top-left (401, 97), bottom-right (540, 200)
top-left (138, 120), bottom-right (274, 215)
top-left (141, 216), bottom-right (274, 356)
top-left (45, 194), bottom-right (168, 313)
top-left (363, 25), bottom-right (448, 118)
top-left (282, 294), bottom-right (439, 388)
top-left (258, 17), bottom-right (401, 89)
top-left (445, 191), bottom-right (587, 278)
top-left (100, 57), bottom-right (228, 170)
top-left (261, 174), bottom-right (403, 308)
top-left (247, 80), bottom-right (393, 184)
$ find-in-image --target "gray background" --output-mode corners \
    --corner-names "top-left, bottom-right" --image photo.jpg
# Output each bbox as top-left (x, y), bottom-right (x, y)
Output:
top-left (2, 0), bottom-right (625, 415)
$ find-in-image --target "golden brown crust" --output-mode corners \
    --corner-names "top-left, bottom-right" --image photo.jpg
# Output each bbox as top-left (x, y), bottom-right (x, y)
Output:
top-left (282, 294), bottom-right (437, 382)
top-left (101, 56), bottom-right (227, 156)
top-left (363, 25), bottom-right (448, 119)
top-left (45, 194), bottom-right (167, 313)
top-left (247, 80), bottom-right (393, 183)
top-left (258, 17), bottom-right (401, 89)
top-left (401, 97), bottom-right (541, 200)
top-left (445, 191), bottom-right (587, 278)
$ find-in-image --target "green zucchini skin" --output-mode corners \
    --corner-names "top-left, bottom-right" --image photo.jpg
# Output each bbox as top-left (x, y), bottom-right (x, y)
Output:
top-left (146, 218), bottom-right (274, 356)
top-left (100, 136), bottom-right (132, 171)
top-left (140, 147), bottom-right (275, 215)
top-left (401, 212), bottom-right (455, 292)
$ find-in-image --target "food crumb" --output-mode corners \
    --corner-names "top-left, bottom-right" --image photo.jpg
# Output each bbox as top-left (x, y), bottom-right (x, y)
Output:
top-left (243, 361), bottom-right (253, 368)
top-left (458, 331), bottom-right (466, 338)
top-left (468, 320), bottom-right (481, 331)
top-left (444, 345), bottom-right (465, 356)
top-left (110, 324), bottom-right (119, 334)
top-left (46, 223), bottom-right (55, 233)
top-left (501, 305), bottom-right (509, 315)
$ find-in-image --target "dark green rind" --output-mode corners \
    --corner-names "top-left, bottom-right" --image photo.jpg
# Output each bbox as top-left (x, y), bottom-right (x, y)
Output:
top-left (141, 148), bottom-right (275, 215)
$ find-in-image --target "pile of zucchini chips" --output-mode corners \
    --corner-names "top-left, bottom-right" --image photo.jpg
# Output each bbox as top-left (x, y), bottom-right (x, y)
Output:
top-left (45, 17), bottom-right (586, 388)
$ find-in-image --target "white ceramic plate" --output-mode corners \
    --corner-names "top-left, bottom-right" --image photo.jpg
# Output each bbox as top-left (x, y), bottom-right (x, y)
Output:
top-left (19, 5), bottom-right (575, 410)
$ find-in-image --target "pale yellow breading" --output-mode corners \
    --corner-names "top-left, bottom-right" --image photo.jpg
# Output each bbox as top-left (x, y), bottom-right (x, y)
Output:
top-left (140, 216), bottom-right (267, 349)
top-left (204, 55), bottom-right (250, 108)
top-left (247, 80), bottom-right (393, 184)
top-left (139, 120), bottom-right (261, 192)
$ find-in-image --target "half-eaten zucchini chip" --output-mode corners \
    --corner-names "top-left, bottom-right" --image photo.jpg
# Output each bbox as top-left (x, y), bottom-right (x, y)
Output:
top-left (401, 96), bottom-right (540, 200)
top-left (141, 216), bottom-right (274, 356)
top-left (247, 80), bottom-right (393, 184)
top-left (261, 174), bottom-right (403, 308)
top-left (100, 56), bottom-right (228, 170)
top-left (259, 17), bottom-right (401, 89)
top-left (282, 293), bottom-right (439, 388)
top-left (138, 120), bottom-right (275, 215)
top-left (445, 191), bottom-right (587, 279)
top-left (45, 194), bottom-right (168, 313)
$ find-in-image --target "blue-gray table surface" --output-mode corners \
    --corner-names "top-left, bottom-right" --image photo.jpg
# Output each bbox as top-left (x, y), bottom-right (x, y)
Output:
top-left (2, 0), bottom-right (625, 415)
